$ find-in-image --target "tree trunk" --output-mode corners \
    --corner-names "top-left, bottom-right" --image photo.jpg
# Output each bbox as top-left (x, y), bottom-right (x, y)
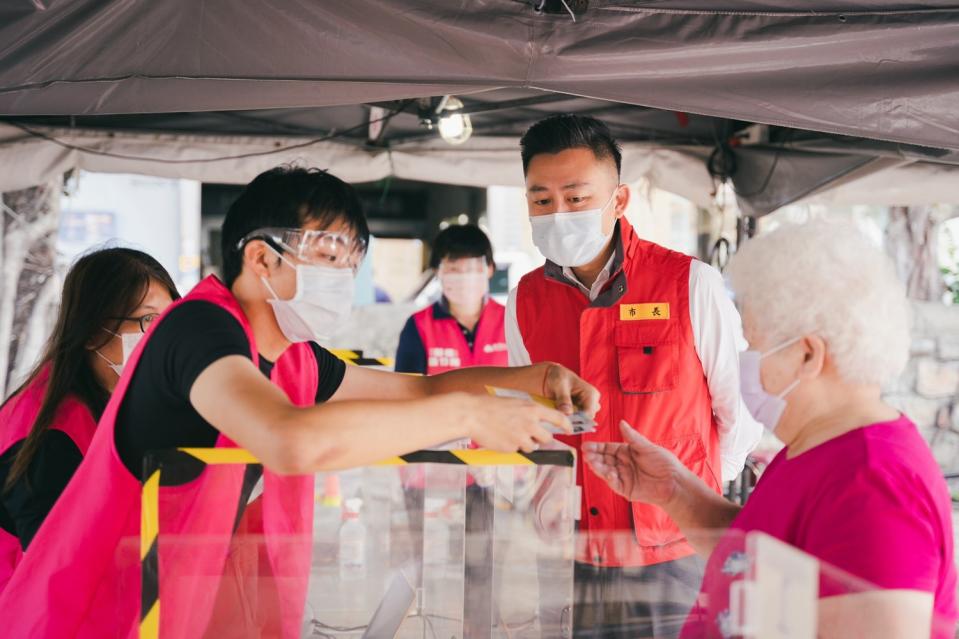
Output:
top-left (0, 182), bottom-right (60, 396)
top-left (885, 205), bottom-right (944, 302)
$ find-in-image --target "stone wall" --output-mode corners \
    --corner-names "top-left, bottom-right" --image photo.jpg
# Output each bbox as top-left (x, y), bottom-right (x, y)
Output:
top-left (885, 301), bottom-right (959, 471)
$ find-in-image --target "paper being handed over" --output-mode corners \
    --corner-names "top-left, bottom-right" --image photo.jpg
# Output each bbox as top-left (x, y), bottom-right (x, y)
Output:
top-left (486, 386), bottom-right (597, 435)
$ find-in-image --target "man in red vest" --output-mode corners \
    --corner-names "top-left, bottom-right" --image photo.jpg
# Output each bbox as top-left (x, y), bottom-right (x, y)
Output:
top-left (506, 115), bottom-right (762, 638)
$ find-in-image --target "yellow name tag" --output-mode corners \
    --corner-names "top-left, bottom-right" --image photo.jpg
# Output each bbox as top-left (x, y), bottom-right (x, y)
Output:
top-left (620, 303), bottom-right (670, 321)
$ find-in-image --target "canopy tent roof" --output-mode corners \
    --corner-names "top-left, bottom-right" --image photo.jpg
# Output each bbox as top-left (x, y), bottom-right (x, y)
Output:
top-left (1, 0), bottom-right (958, 214)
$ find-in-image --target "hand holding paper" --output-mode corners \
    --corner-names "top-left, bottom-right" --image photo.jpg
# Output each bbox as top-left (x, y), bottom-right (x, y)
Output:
top-left (540, 362), bottom-right (601, 419)
top-left (487, 386), bottom-right (597, 435)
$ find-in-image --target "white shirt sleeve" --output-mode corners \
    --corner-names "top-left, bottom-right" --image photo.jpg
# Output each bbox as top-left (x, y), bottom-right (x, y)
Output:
top-left (688, 261), bottom-right (763, 482)
top-left (505, 286), bottom-right (532, 366)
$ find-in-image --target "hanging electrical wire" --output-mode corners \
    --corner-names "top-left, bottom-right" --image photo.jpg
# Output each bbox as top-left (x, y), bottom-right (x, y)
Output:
top-left (0, 100), bottom-right (414, 165)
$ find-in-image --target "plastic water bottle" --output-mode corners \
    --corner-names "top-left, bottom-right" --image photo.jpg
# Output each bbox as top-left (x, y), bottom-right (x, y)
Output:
top-left (339, 498), bottom-right (367, 579)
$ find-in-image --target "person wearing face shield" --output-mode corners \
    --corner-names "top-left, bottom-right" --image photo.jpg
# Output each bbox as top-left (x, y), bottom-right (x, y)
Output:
top-left (505, 115), bottom-right (763, 638)
top-left (395, 224), bottom-right (506, 375)
top-left (0, 166), bottom-right (601, 639)
top-left (0, 248), bottom-right (178, 595)
top-left (584, 220), bottom-right (957, 639)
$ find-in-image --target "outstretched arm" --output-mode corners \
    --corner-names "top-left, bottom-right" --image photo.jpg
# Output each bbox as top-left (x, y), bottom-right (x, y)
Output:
top-left (333, 361), bottom-right (600, 418)
top-left (190, 355), bottom-right (573, 474)
top-left (584, 421), bottom-right (741, 555)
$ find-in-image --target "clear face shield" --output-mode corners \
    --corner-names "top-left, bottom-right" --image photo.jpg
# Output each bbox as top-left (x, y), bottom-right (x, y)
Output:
top-left (237, 227), bottom-right (367, 273)
top-left (437, 257), bottom-right (490, 308)
top-left (436, 256), bottom-right (488, 276)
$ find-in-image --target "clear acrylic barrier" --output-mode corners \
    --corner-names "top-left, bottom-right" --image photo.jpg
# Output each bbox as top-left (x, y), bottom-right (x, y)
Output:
top-left (124, 450), bottom-right (576, 639)
top-left (122, 451), bottom-right (954, 639)
top-left (567, 529), bottom-right (955, 639)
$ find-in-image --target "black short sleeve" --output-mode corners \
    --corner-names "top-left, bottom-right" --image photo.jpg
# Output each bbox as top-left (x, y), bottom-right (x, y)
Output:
top-left (155, 301), bottom-right (253, 400)
top-left (114, 302), bottom-right (346, 481)
top-left (115, 301), bottom-right (253, 477)
top-left (0, 430), bottom-right (84, 549)
top-left (309, 342), bottom-right (346, 402)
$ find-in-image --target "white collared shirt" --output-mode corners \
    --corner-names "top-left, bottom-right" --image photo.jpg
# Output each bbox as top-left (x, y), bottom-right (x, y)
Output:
top-left (560, 252), bottom-right (616, 302)
top-left (506, 257), bottom-right (763, 482)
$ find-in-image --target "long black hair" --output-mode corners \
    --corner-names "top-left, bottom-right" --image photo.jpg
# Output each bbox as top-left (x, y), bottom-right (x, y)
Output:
top-left (3, 247), bottom-right (179, 490)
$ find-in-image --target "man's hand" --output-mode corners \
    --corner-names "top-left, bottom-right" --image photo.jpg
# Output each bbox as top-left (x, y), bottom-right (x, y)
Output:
top-left (450, 392), bottom-right (573, 453)
top-left (583, 420), bottom-right (683, 507)
top-left (542, 362), bottom-right (601, 418)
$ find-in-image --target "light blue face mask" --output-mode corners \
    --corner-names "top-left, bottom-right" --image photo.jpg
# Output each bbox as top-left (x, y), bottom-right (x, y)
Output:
top-left (739, 337), bottom-right (802, 435)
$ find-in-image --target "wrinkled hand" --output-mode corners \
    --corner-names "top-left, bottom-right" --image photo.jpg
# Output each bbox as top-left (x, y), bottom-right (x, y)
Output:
top-left (457, 393), bottom-right (572, 453)
top-left (542, 363), bottom-right (601, 418)
top-left (583, 421), bottom-right (682, 507)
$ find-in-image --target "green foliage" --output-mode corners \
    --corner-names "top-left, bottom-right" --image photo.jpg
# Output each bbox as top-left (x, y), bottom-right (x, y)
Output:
top-left (941, 224), bottom-right (959, 305)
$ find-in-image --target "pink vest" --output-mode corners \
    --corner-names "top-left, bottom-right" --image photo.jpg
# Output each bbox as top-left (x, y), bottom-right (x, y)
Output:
top-left (0, 366), bottom-right (97, 594)
top-left (412, 300), bottom-right (508, 374)
top-left (0, 276), bottom-right (316, 638)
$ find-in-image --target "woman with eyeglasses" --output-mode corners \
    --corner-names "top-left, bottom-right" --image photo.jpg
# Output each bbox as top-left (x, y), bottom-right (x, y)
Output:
top-left (0, 247), bottom-right (178, 593)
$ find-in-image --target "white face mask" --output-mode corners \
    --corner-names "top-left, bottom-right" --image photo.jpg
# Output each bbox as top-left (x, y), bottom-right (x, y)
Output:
top-left (529, 189), bottom-right (618, 267)
top-left (440, 271), bottom-right (489, 308)
top-left (263, 249), bottom-right (355, 343)
top-left (96, 330), bottom-right (144, 377)
top-left (739, 337), bottom-right (802, 435)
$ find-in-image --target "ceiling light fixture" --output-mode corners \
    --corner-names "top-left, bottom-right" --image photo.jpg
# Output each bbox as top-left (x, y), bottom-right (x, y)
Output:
top-left (435, 96), bottom-right (472, 145)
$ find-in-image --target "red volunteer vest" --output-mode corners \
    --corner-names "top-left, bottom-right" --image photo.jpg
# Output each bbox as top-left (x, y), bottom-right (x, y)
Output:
top-left (0, 276), bottom-right (316, 638)
top-left (0, 366), bottom-right (97, 595)
top-left (413, 300), bottom-right (508, 374)
top-left (516, 220), bottom-right (721, 568)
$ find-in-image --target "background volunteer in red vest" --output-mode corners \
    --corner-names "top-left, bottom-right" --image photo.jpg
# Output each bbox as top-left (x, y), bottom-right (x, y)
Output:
top-left (0, 248), bottom-right (178, 595)
top-left (505, 115), bottom-right (763, 638)
top-left (0, 166), bottom-right (600, 638)
top-left (395, 224), bottom-right (507, 374)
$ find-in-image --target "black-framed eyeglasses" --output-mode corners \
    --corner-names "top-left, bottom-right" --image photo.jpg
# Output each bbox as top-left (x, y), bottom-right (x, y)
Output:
top-left (109, 313), bottom-right (160, 334)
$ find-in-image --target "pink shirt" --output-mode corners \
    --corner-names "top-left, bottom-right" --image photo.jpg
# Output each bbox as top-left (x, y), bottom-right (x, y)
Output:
top-left (681, 415), bottom-right (958, 638)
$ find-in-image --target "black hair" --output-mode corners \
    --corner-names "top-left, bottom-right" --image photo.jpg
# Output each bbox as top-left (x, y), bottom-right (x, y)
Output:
top-left (520, 114), bottom-right (622, 176)
top-left (3, 247), bottom-right (179, 491)
top-left (221, 166), bottom-right (370, 286)
top-left (429, 224), bottom-right (494, 270)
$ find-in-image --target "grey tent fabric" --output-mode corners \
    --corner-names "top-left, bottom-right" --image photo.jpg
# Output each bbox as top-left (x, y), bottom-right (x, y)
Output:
top-left (1, 0), bottom-right (959, 215)
top-left (1, 1), bottom-right (958, 152)
top-left (730, 149), bottom-right (877, 217)
top-left (2, 121), bottom-right (957, 214)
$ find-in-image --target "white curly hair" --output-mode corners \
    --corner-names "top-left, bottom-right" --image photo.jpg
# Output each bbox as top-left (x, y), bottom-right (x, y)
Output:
top-left (726, 219), bottom-right (910, 387)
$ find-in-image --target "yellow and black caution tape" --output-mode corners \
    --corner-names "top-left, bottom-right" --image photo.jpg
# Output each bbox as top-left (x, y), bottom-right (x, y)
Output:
top-left (329, 348), bottom-right (394, 368)
top-left (138, 446), bottom-right (572, 638)
top-left (175, 447), bottom-right (573, 468)
top-left (139, 456), bottom-right (162, 639)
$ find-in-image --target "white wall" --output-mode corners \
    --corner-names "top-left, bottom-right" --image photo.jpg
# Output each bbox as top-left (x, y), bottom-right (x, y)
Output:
top-left (60, 172), bottom-right (201, 293)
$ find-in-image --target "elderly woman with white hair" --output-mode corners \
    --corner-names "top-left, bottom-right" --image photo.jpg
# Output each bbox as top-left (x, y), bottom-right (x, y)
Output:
top-left (584, 220), bottom-right (957, 638)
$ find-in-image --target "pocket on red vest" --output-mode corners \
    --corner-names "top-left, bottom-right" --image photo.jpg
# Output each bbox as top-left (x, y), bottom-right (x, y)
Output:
top-left (614, 322), bottom-right (677, 393)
